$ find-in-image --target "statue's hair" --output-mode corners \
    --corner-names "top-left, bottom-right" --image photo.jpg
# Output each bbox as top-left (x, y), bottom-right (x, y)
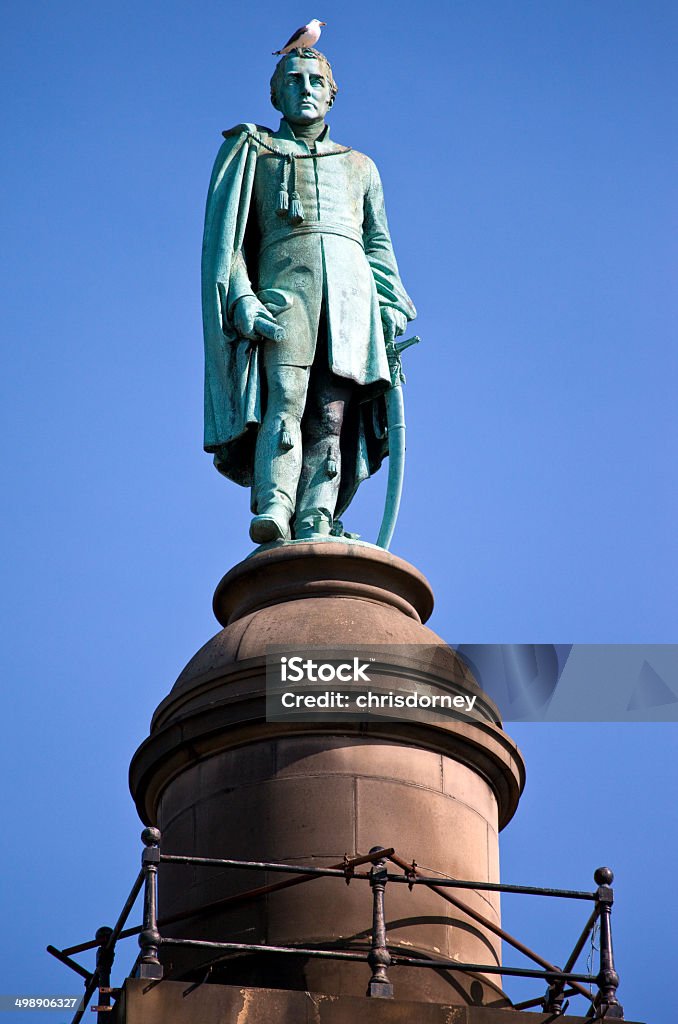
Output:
top-left (270, 48), bottom-right (338, 111)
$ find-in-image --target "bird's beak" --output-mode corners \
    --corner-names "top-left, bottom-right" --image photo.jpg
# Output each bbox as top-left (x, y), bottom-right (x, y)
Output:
top-left (320, 21), bottom-right (327, 25)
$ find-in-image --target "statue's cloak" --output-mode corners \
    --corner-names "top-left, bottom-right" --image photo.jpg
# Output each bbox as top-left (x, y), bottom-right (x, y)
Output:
top-left (202, 126), bottom-right (262, 488)
top-left (201, 124), bottom-right (412, 519)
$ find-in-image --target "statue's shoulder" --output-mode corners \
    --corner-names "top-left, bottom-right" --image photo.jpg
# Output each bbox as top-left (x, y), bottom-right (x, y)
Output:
top-left (332, 140), bottom-right (373, 165)
top-left (342, 146), bottom-right (381, 184)
top-left (221, 123), bottom-right (275, 141)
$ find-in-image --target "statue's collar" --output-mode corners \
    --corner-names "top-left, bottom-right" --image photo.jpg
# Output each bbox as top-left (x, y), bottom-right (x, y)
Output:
top-left (275, 118), bottom-right (331, 150)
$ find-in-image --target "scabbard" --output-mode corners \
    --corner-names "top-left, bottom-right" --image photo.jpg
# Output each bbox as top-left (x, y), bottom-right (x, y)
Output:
top-left (376, 382), bottom-right (406, 550)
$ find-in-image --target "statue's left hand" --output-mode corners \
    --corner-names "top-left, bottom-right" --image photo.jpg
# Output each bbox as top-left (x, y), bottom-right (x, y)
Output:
top-left (381, 307), bottom-right (407, 343)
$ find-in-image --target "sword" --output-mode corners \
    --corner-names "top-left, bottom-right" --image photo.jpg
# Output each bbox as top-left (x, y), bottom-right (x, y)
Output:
top-left (376, 335), bottom-right (420, 550)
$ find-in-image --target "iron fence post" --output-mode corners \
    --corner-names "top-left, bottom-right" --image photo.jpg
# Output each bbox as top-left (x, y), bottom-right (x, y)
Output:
top-left (542, 977), bottom-right (567, 1016)
top-left (137, 827), bottom-right (163, 980)
top-left (594, 867), bottom-right (624, 1019)
top-left (366, 847), bottom-right (393, 998)
top-left (94, 927), bottom-right (114, 1022)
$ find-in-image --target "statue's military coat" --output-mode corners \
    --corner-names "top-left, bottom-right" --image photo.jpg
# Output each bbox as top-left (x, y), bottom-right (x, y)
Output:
top-left (202, 119), bottom-right (416, 514)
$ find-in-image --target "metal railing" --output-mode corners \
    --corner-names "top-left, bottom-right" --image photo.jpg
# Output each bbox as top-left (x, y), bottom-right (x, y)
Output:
top-left (48, 827), bottom-right (624, 1021)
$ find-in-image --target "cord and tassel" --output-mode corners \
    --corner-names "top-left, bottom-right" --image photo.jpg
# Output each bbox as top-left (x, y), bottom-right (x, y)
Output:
top-left (276, 155), bottom-right (290, 217)
top-left (288, 155), bottom-right (304, 225)
top-left (277, 154), bottom-right (304, 225)
top-left (280, 420), bottom-right (294, 451)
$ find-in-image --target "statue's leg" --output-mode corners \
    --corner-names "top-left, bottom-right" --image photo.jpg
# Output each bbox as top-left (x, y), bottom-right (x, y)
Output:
top-left (250, 360), bottom-right (310, 543)
top-left (294, 368), bottom-right (352, 538)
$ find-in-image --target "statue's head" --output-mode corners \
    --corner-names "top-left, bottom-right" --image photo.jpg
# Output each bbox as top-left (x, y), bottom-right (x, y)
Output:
top-left (270, 48), bottom-right (338, 125)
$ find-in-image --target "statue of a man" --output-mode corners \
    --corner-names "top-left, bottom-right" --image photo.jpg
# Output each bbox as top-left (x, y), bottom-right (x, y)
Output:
top-left (202, 49), bottom-right (416, 543)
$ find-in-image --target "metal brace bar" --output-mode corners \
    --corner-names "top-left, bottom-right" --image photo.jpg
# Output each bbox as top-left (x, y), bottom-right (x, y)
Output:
top-left (388, 851), bottom-right (595, 1005)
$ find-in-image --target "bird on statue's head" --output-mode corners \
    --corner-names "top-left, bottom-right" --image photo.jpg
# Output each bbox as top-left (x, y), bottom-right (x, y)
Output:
top-left (273, 19), bottom-right (327, 56)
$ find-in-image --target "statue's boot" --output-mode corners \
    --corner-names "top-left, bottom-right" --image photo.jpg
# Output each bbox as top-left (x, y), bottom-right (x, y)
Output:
top-left (249, 503), bottom-right (291, 544)
top-left (251, 388), bottom-right (305, 543)
top-left (294, 506), bottom-right (333, 539)
top-left (293, 433), bottom-right (342, 539)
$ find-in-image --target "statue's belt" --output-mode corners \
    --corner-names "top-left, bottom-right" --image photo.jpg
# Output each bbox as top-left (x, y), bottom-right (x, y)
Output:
top-left (259, 222), bottom-right (365, 256)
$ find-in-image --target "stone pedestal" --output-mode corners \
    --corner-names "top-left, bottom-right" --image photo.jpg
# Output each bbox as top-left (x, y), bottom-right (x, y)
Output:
top-left (116, 979), bottom-right (643, 1024)
top-left (129, 541), bottom-right (525, 1006)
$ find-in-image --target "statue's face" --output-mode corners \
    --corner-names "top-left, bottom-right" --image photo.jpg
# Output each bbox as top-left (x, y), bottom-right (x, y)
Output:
top-left (277, 57), bottom-right (333, 125)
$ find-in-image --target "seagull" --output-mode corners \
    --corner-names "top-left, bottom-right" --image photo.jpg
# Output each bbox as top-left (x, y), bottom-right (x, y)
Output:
top-left (273, 19), bottom-right (327, 55)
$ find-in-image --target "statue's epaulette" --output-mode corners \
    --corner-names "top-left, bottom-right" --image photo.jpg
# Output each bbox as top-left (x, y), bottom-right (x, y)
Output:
top-left (222, 123), bottom-right (273, 140)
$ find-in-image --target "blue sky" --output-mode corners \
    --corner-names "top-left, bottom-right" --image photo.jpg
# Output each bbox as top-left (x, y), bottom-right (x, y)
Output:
top-left (1, 1), bottom-right (676, 1021)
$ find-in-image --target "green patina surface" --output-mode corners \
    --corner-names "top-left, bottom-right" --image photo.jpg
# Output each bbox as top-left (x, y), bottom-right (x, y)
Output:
top-left (201, 49), bottom-right (416, 548)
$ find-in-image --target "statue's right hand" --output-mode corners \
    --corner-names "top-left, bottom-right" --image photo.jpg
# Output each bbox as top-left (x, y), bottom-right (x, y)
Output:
top-left (232, 295), bottom-right (275, 341)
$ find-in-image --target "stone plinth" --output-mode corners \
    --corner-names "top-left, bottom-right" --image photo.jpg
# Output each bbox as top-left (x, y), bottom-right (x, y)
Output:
top-left (115, 979), bottom-right (643, 1024)
top-left (129, 541), bottom-right (525, 1005)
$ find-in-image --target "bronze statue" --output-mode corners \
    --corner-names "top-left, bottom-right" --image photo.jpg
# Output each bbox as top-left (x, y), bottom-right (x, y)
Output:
top-left (202, 49), bottom-right (416, 543)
